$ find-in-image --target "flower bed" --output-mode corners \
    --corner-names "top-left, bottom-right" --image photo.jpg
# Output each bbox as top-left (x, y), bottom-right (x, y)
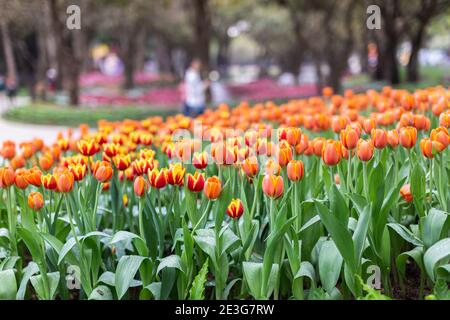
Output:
top-left (1, 86), bottom-right (450, 300)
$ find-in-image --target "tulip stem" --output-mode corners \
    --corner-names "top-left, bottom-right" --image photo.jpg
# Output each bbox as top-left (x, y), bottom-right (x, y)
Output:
top-left (6, 187), bottom-right (17, 256)
top-left (363, 162), bottom-right (369, 200)
top-left (347, 152), bottom-right (353, 193)
top-left (429, 159), bottom-right (433, 206)
top-left (138, 197), bottom-right (145, 241)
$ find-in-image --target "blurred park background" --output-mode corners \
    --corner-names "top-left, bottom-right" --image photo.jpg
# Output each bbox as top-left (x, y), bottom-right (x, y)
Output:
top-left (0, 0), bottom-right (450, 132)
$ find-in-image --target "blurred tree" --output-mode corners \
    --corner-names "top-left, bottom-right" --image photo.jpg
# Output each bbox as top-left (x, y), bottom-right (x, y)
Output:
top-left (0, 1), bottom-right (20, 85)
top-left (191, 0), bottom-right (212, 73)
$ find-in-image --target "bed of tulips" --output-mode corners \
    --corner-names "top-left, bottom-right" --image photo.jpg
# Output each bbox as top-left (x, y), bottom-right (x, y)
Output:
top-left (1, 86), bottom-right (450, 300)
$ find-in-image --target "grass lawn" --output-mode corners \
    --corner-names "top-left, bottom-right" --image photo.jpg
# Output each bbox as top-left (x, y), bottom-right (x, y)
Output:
top-left (2, 103), bottom-right (179, 127)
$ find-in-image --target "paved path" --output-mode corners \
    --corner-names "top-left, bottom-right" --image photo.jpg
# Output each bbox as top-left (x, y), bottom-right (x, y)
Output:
top-left (0, 98), bottom-right (68, 145)
top-left (0, 117), bottom-right (67, 145)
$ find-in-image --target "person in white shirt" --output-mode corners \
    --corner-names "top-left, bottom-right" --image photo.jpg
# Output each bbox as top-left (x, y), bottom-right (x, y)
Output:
top-left (183, 58), bottom-right (209, 117)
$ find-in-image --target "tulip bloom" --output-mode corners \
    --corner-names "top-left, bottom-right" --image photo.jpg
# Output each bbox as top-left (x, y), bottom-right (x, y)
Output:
top-left (420, 138), bottom-right (445, 159)
top-left (264, 159), bottom-right (281, 176)
top-left (387, 130), bottom-right (399, 148)
top-left (148, 168), bottom-right (168, 189)
top-left (0, 167), bottom-right (16, 188)
top-left (14, 169), bottom-right (29, 189)
top-left (430, 127), bottom-right (450, 148)
top-left (134, 176), bottom-right (148, 197)
top-left (439, 111), bottom-right (450, 128)
top-left (371, 128), bottom-right (388, 149)
top-left (284, 127), bottom-right (302, 146)
top-left (400, 184), bottom-right (413, 203)
top-left (93, 161), bottom-right (113, 183)
top-left (287, 160), bottom-right (304, 182)
top-left (133, 158), bottom-right (157, 176)
top-left (187, 172), bottom-right (205, 192)
top-left (399, 127), bottom-right (418, 149)
top-left (242, 156), bottom-right (259, 178)
top-left (28, 192), bottom-right (44, 211)
top-left (322, 140), bottom-right (342, 166)
top-left (56, 172), bottom-right (74, 193)
top-left (113, 155), bottom-right (131, 171)
top-left (192, 152), bottom-right (208, 170)
top-left (362, 118), bottom-right (376, 135)
top-left (25, 167), bottom-right (42, 187)
top-left (39, 153), bottom-right (54, 171)
top-left (68, 163), bottom-right (87, 182)
top-left (42, 174), bottom-right (58, 190)
top-left (340, 125), bottom-right (359, 150)
top-left (226, 199), bottom-right (244, 219)
top-left (312, 137), bottom-right (326, 157)
top-left (103, 143), bottom-right (120, 158)
top-left (77, 139), bottom-right (100, 157)
top-left (167, 163), bottom-right (185, 186)
top-left (204, 176), bottom-right (222, 200)
top-left (357, 139), bottom-right (374, 162)
top-left (262, 174), bottom-right (284, 199)
top-left (276, 145), bottom-right (293, 167)
top-left (1, 141), bottom-right (15, 159)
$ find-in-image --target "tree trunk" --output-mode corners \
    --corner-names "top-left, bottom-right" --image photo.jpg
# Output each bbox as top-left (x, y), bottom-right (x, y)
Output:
top-left (0, 20), bottom-right (17, 84)
top-left (192, 0), bottom-right (211, 73)
top-left (134, 27), bottom-right (147, 72)
top-left (406, 23), bottom-right (427, 82)
top-left (384, 36), bottom-right (400, 84)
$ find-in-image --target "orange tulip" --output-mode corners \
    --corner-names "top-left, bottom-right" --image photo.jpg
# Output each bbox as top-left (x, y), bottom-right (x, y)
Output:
top-left (1, 141), bottom-right (15, 159)
top-left (276, 144), bottom-right (293, 167)
top-left (362, 118), bottom-right (376, 135)
top-left (242, 156), bottom-right (259, 178)
top-left (39, 152), bottom-right (54, 171)
top-left (371, 128), bottom-right (388, 149)
top-left (439, 111), bottom-right (450, 128)
top-left (399, 127), bottom-right (418, 149)
top-left (0, 167), bottom-right (15, 188)
top-left (264, 159), bottom-right (281, 175)
top-left (167, 163), bottom-right (185, 186)
top-left (322, 140), bottom-right (342, 166)
top-left (204, 176), bottom-right (222, 200)
top-left (14, 169), bottom-right (29, 189)
top-left (400, 184), bottom-right (413, 203)
top-left (192, 152), bottom-right (208, 170)
top-left (28, 192), bottom-right (44, 211)
top-left (93, 161), bottom-right (113, 183)
top-left (420, 138), bottom-right (445, 159)
top-left (134, 176), bottom-right (148, 197)
top-left (262, 174), bottom-right (284, 199)
top-left (25, 167), bottom-right (42, 187)
top-left (148, 168), bottom-right (168, 189)
top-left (213, 142), bottom-right (236, 165)
top-left (312, 137), bottom-right (326, 157)
top-left (226, 199), bottom-right (244, 219)
top-left (42, 174), bottom-right (57, 190)
top-left (340, 125), bottom-right (359, 150)
top-left (187, 172), bottom-right (205, 192)
top-left (430, 127), bottom-right (450, 148)
top-left (56, 172), bottom-right (74, 193)
top-left (357, 139), bottom-right (374, 162)
top-left (387, 130), bottom-right (399, 148)
top-left (287, 160), bottom-right (304, 182)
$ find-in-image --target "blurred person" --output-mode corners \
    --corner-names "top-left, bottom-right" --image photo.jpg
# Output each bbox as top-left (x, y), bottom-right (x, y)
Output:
top-left (5, 76), bottom-right (17, 106)
top-left (183, 58), bottom-right (209, 117)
